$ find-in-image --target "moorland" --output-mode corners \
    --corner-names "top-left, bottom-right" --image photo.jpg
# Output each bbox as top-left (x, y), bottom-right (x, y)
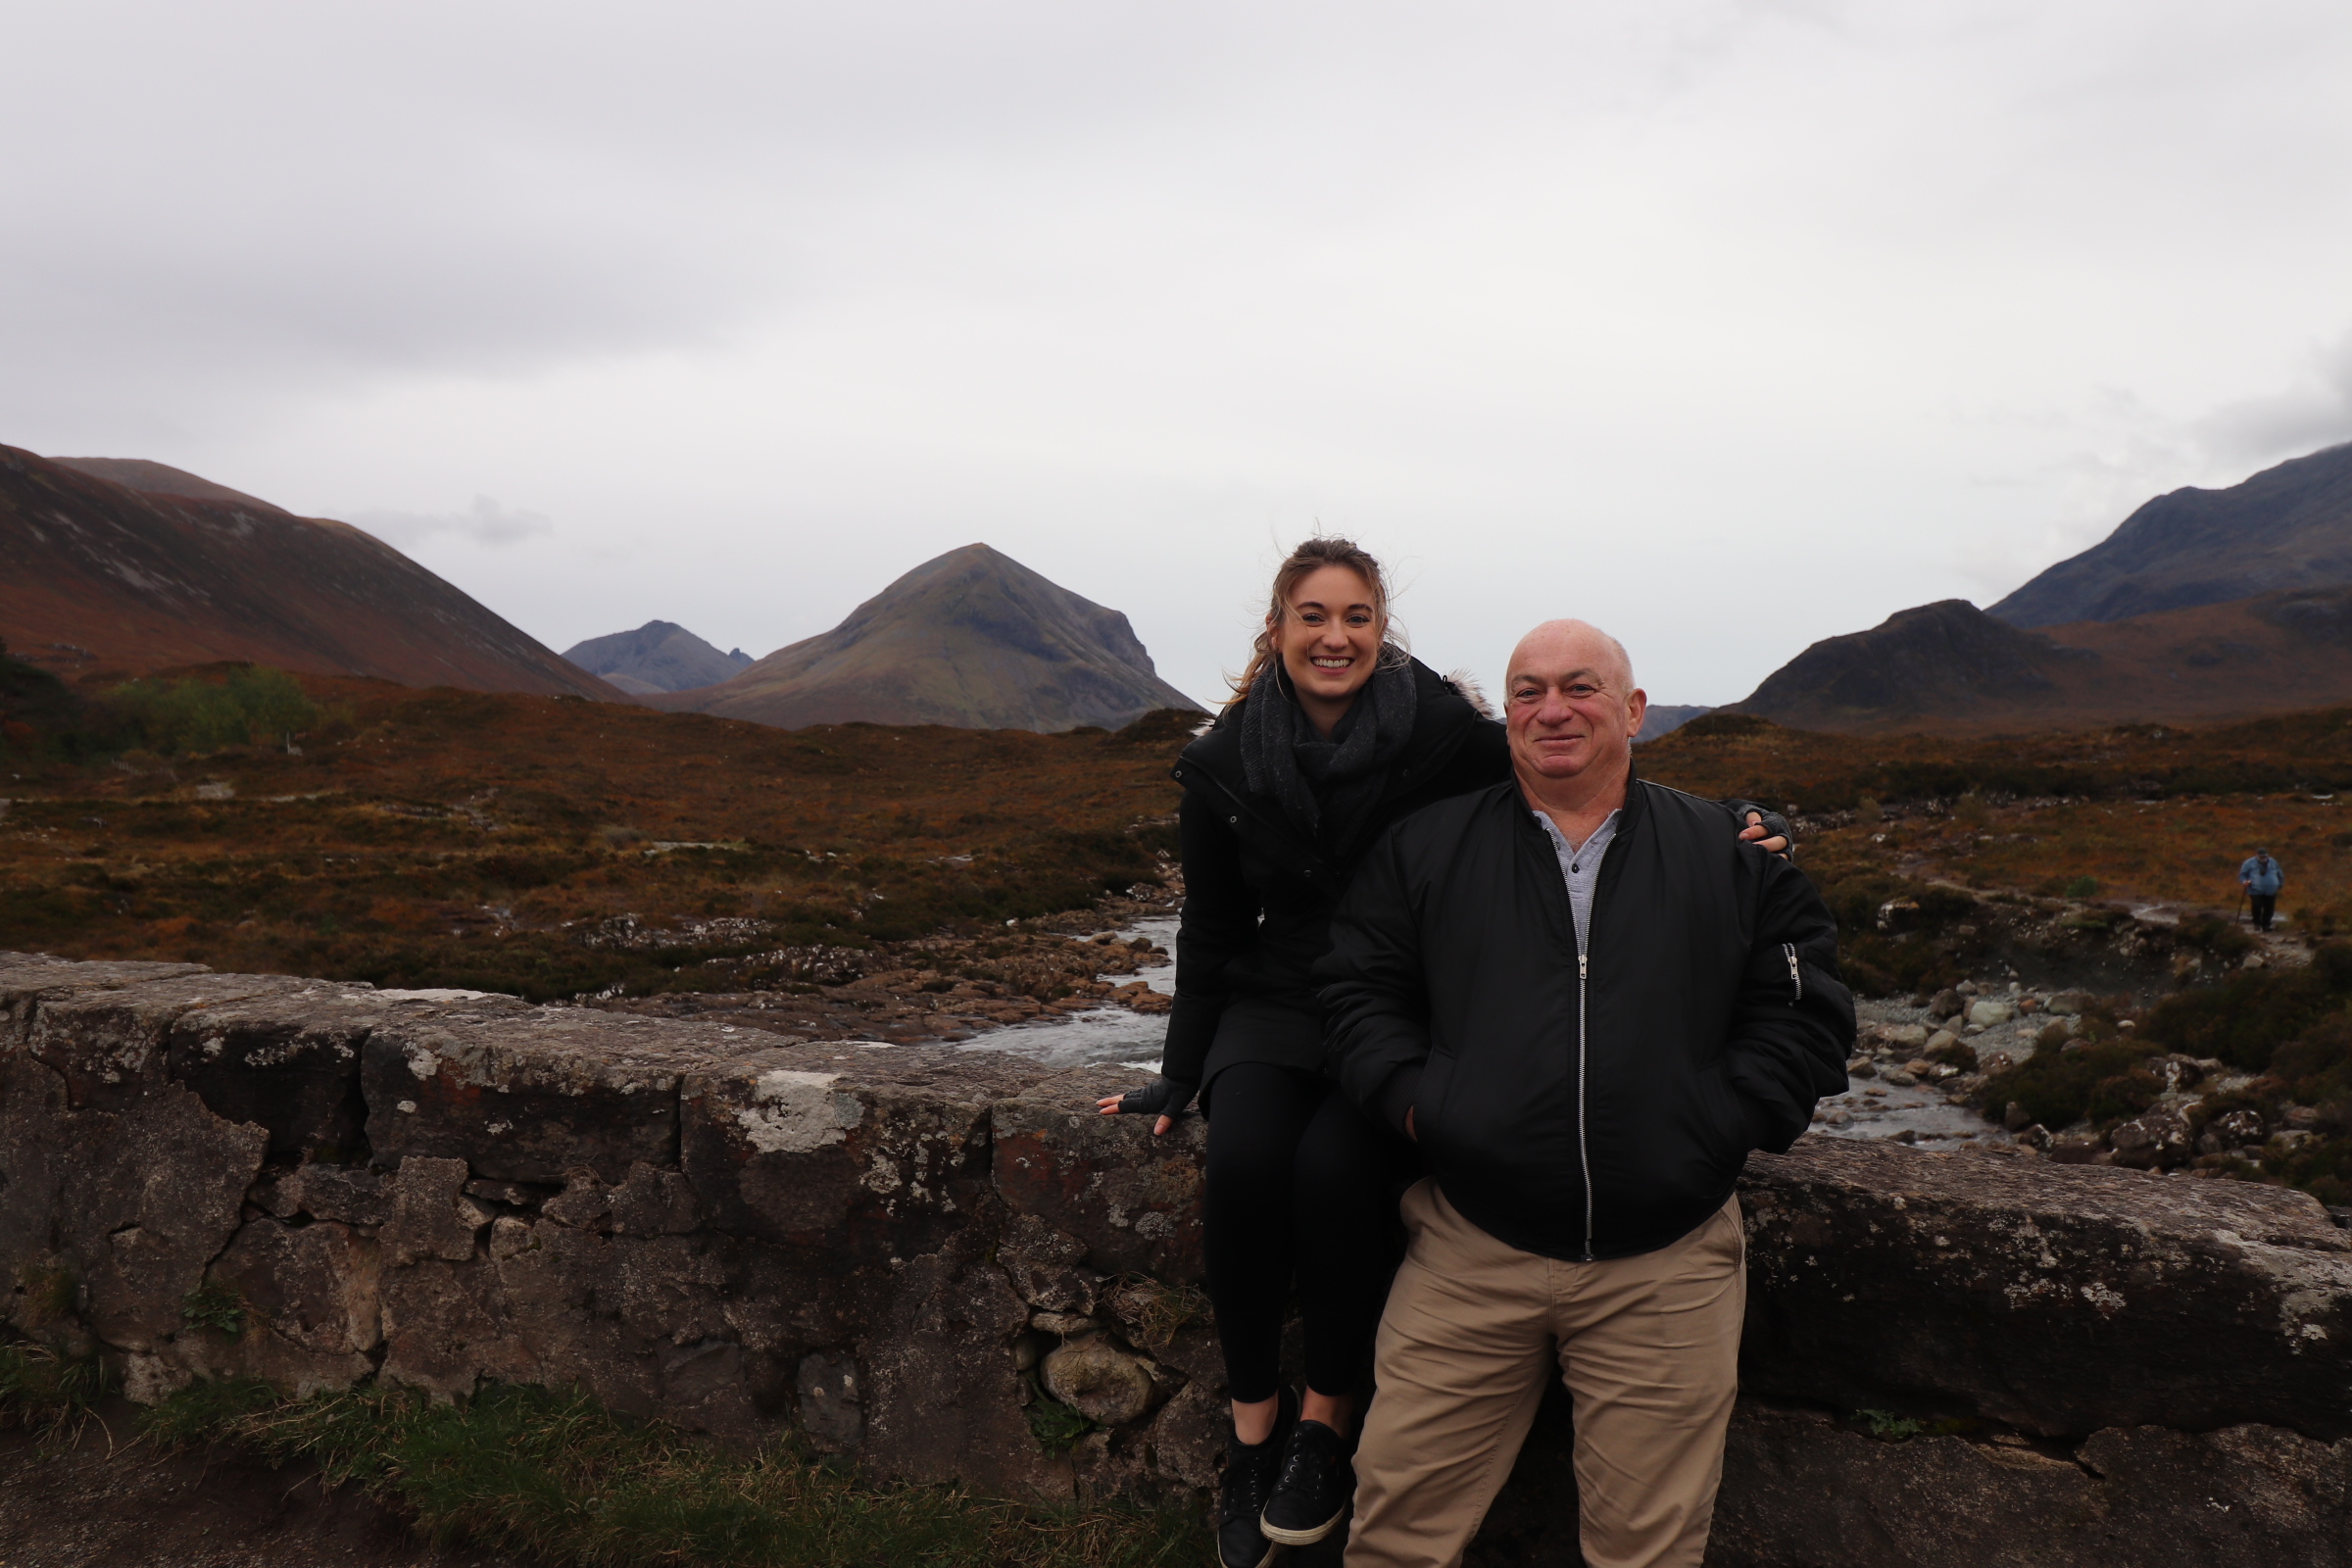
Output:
top-left (4, 650), bottom-right (2349, 1204)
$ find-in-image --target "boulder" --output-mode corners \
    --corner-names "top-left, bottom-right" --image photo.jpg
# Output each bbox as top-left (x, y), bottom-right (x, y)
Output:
top-left (1966, 999), bottom-right (2016, 1028)
top-left (1703, 1404), bottom-right (2352, 1568)
top-left (1739, 1137), bottom-right (2352, 1441)
top-left (1040, 1336), bottom-right (1155, 1426)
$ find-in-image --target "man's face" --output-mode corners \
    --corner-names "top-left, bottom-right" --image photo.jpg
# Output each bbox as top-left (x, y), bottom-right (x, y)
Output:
top-left (1505, 623), bottom-right (1646, 784)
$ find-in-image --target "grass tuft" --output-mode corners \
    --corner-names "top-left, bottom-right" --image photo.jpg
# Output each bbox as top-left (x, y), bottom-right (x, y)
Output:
top-left (0, 1341), bottom-right (116, 1438)
top-left (136, 1379), bottom-right (1209, 1568)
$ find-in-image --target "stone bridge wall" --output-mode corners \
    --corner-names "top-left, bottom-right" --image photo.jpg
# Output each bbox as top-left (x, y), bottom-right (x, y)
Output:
top-left (1, 952), bottom-right (2347, 1566)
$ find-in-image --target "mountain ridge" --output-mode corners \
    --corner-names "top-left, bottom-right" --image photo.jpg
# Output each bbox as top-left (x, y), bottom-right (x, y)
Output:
top-left (1, 446), bottom-right (619, 700)
top-left (1728, 588), bottom-right (2352, 735)
top-left (1989, 441), bottom-right (2352, 627)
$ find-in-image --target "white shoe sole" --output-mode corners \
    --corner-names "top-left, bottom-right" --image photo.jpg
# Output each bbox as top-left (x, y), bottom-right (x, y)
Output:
top-left (1259, 1504), bottom-right (1346, 1547)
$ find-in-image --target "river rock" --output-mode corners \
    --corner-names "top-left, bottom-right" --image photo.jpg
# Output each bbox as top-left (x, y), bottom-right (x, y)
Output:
top-left (2110, 1105), bottom-right (2195, 1170)
top-left (1966, 999), bottom-right (2016, 1028)
top-left (1929, 988), bottom-right (1962, 1018)
top-left (1883, 1024), bottom-right (1931, 1050)
top-left (1041, 1336), bottom-right (1155, 1426)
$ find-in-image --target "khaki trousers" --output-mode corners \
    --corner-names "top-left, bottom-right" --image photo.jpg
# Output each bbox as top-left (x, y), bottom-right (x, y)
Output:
top-left (1347, 1181), bottom-right (1745, 1568)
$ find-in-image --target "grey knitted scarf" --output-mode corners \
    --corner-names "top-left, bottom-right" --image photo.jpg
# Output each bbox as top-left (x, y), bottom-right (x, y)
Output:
top-left (1239, 654), bottom-right (1417, 858)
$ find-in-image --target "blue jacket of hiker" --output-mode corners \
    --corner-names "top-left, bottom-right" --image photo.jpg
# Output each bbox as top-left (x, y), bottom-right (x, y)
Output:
top-left (2240, 856), bottom-right (2284, 896)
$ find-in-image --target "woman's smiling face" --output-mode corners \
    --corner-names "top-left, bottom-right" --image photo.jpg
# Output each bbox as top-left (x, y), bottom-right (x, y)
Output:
top-left (1276, 564), bottom-right (1383, 714)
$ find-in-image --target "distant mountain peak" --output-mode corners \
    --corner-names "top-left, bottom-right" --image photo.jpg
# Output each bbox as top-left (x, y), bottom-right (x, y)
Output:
top-left (657, 543), bottom-right (1200, 732)
top-left (562, 620), bottom-right (753, 695)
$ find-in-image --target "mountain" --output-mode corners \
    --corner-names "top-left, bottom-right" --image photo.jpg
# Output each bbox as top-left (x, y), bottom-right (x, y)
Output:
top-left (1727, 589), bottom-right (2352, 735)
top-left (2, 446), bottom-right (618, 700)
top-left (1989, 441), bottom-right (2352, 627)
top-left (654, 543), bottom-right (1201, 732)
top-left (562, 621), bottom-right (752, 695)
top-left (1639, 705), bottom-right (1714, 740)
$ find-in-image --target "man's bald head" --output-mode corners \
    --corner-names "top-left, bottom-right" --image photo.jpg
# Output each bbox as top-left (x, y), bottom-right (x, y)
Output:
top-left (1504, 618), bottom-right (1647, 795)
top-left (1507, 619), bottom-right (1635, 695)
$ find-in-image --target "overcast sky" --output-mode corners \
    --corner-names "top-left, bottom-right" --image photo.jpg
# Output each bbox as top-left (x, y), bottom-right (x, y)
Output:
top-left (8, 2), bottom-right (2352, 708)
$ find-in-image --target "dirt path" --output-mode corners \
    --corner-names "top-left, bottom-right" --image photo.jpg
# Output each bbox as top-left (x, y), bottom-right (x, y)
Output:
top-left (0, 1404), bottom-right (513, 1568)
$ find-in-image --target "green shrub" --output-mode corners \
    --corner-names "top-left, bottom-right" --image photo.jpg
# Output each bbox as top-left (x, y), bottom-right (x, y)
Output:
top-left (106, 666), bottom-right (318, 755)
top-left (1979, 1030), bottom-right (2163, 1130)
top-left (2063, 875), bottom-right (2100, 899)
top-left (2140, 943), bottom-right (2352, 1071)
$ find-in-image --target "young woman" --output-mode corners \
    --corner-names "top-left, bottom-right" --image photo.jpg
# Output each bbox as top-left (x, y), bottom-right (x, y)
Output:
top-left (1098, 539), bottom-right (1786, 1568)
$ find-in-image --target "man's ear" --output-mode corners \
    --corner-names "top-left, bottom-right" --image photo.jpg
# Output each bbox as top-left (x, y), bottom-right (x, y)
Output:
top-left (1625, 687), bottom-right (1648, 737)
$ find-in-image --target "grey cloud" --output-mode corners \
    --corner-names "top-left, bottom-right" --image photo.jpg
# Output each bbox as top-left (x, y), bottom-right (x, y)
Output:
top-left (2196, 333), bottom-right (2352, 466)
top-left (350, 498), bottom-right (554, 550)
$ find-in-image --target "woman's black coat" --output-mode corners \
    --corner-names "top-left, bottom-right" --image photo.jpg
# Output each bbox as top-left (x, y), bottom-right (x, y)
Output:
top-left (1162, 660), bottom-right (1505, 1091)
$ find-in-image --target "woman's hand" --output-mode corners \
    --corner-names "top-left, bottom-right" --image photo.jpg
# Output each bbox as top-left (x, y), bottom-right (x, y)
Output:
top-left (1728, 801), bottom-right (1794, 860)
top-left (1096, 1075), bottom-right (1197, 1138)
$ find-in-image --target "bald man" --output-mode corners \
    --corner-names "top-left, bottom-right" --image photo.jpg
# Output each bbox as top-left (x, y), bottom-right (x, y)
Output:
top-left (1316, 620), bottom-right (1854, 1568)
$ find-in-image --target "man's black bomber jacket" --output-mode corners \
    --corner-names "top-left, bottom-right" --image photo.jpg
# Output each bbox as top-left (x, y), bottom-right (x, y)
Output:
top-left (1315, 768), bottom-right (1855, 1262)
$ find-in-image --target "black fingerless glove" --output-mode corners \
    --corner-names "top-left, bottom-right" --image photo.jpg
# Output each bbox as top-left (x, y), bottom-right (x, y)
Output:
top-left (1114, 1075), bottom-right (1198, 1118)
top-left (1723, 798), bottom-right (1796, 861)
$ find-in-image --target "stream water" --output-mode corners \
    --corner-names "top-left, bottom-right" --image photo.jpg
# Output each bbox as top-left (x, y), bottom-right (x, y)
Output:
top-left (956, 916), bottom-right (1183, 1071)
top-left (957, 915), bottom-right (2008, 1150)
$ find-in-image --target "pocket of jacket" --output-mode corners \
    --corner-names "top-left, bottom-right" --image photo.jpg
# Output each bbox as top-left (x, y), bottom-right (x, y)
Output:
top-left (1416, 1052), bottom-right (1456, 1152)
top-left (1697, 1064), bottom-right (1761, 1160)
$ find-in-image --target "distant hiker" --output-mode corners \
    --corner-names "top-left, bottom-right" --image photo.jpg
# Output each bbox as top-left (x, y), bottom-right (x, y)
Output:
top-left (1096, 538), bottom-right (1794, 1568)
top-left (1318, 617), bottom-right (1854, 1568)
top-left (2240, 849), bottom-right (2284, 932)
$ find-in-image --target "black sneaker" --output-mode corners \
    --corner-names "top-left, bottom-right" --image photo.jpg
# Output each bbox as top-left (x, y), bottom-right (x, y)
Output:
top-left (1217, 1389), bottom-right (1297, 1568)
top-left (1259, 1418), bottom-right (1351, 1547)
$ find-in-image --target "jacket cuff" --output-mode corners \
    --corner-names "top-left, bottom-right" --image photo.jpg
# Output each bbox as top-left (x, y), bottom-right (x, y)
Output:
top-left (1375, 1063), bottom-right (1426, 1141)
top-left (1161, 993), bottom-right (1221, 1084)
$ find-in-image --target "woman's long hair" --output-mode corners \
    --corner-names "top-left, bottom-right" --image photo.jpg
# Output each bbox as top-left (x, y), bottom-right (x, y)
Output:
top-left (1224, 536), bottom-right (1409, 709)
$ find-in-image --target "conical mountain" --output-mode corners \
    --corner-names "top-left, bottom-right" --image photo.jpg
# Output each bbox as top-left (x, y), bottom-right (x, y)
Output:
top-left (657, 544), bottom-right (1201, 731)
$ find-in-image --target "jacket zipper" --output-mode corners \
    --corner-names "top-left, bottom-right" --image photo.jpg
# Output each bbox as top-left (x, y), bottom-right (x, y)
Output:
top-left (1577, 947), bottom-right (1593, 1261)
top-left (1784, 943), bottom-right (1802, 1003)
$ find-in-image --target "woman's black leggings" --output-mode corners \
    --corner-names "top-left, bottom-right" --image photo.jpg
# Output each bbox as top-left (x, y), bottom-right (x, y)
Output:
top-left (1202, 1061), bottom-right (1421, 1403)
